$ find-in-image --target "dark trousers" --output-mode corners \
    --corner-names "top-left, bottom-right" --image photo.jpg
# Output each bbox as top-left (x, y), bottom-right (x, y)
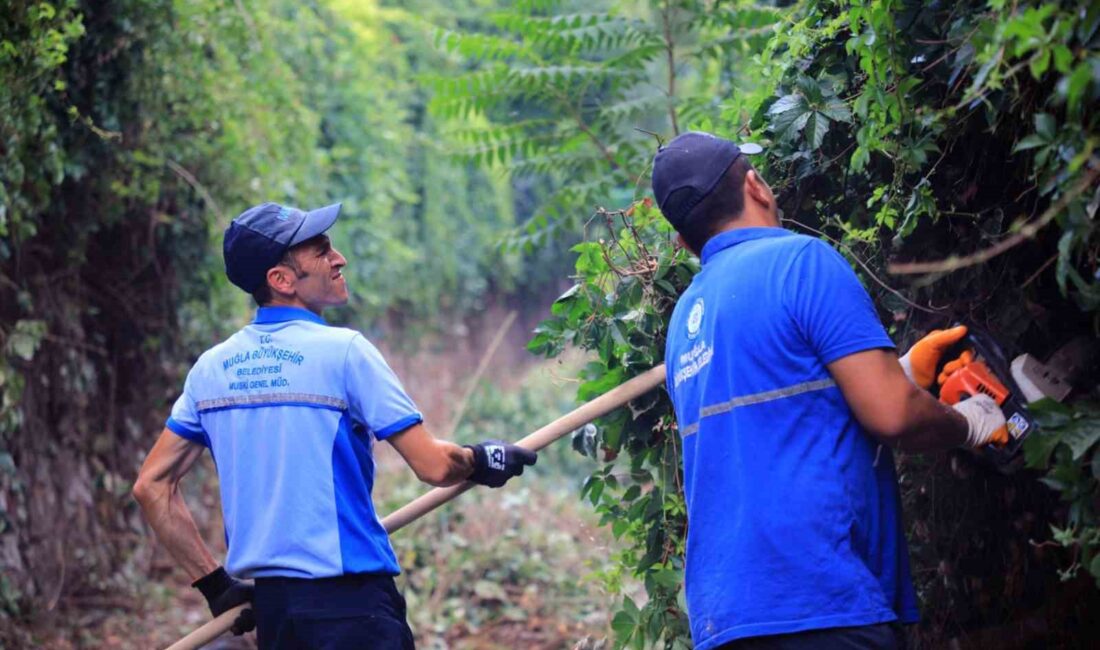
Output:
top-left (253, 573), bottom-right (415, 650)
top-left (717, 623), bottom-right (904, 650)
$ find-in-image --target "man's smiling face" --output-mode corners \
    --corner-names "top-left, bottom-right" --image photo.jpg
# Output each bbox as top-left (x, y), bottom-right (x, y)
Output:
top-left (283, 234), bottom-right (349, 312)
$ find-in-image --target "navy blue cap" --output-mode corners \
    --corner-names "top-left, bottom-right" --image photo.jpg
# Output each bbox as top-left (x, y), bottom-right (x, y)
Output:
top-left (223, 202), bottom-right (342, 292)
top-left (651, 131), bottom-right (762, 228)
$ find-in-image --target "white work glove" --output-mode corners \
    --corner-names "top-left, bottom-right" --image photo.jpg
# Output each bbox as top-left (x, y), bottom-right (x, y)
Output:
top-left (951, 394), bottom-right (1009, 448)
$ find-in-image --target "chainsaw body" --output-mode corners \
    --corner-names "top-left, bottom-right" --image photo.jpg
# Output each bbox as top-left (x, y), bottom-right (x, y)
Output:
top-left (935, 328), bottom-right (1035, 473)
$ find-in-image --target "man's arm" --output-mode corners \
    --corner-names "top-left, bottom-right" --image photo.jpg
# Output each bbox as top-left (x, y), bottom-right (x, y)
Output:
top-left (828, 349), bottom-right (969, 452)
top-left (387, 423), bottom-right (538, 488)
top-left (387, 423), bottom-right (476, 487)
top-left (132, 428), bottom-right (219, 581)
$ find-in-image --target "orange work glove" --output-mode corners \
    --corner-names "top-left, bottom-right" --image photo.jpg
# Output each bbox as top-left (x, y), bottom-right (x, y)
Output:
top-left (898, 325), bottom-right (968, 389)
top-left (936, 349), bottom-right (974, 386)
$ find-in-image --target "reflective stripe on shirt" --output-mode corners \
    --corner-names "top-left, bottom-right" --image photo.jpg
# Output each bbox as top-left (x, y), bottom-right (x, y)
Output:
top-left (680, 378), bottom-right (837, 436)
top-left (196, 392), bottom-right (349, 413)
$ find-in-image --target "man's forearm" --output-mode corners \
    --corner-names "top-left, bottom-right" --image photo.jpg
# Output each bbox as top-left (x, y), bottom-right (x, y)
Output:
top-left (891, 384), bottom-right (968, 452)
top-left (136, 485), bottom-right (219, 581)
top-left (427, 440), bottom-right (476, 487)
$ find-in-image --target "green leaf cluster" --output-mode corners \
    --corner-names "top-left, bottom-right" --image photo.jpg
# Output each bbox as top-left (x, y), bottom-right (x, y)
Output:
top-left (1024, 399), bottom-right (1100, 585)
top-left (528, 200), bottom-right (695, 647)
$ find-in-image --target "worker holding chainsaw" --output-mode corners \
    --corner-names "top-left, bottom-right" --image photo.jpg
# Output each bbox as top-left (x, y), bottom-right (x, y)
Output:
top-left (651, 132), bottom-right (1007, 650)
top-left (132, 202), bottom-right (536, 649)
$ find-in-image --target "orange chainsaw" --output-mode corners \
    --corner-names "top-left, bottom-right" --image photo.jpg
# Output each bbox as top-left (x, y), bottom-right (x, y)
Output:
top-left (934, 327), bottom-right (1035, 472)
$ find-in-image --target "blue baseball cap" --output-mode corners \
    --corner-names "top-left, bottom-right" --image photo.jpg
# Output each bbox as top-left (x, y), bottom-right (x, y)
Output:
top-left (223, 202), bottom-right (342, 292)
top-left (651, 131), bottom-right (763, 228)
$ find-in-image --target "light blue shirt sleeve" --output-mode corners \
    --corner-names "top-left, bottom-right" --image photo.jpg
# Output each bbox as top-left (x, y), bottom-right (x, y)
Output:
top-left (784, 238), bottom-right (895, 365)
top-left (345, 335), bottom-right (423, 439)
top-left (166, 370), bottom-right (210, 447)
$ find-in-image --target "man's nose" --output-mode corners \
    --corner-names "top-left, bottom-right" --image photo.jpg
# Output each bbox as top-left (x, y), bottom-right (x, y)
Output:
top-left (331, 248), bottom-right (347, 268)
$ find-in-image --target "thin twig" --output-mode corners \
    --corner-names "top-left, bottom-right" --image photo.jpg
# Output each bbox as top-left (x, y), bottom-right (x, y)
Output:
top-left (784, 218), bottom-right (946, 314)
top-left (1021, 253), bottom-right (1058, 288)
top-left (661, 0), bottom-right (680, 135)
top-left (888, 165), bottom-right (1100, 275)
top-left (167, 160), bottom-right (223, 220)
top-left (446, 310), bottom-right (519, 436)
top-left (631, 155), bottom-right (655, 204)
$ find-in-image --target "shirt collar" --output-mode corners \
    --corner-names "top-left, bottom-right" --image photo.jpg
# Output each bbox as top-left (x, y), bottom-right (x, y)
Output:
top-left (253, 306), bottom-right (327, 326)
top-left (700, 227), bottom-right (793, 265)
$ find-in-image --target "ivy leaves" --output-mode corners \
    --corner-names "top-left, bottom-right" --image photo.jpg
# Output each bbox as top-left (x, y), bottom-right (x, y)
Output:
top-left (766, 76), bottom-right (852, 151)
top-left (1024, 399), bottom-right (1100, 586)
top-left (527, 201), bottom-right (692, 648)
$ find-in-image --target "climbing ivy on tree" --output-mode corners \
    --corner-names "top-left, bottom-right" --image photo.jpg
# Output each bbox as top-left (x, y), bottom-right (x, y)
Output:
top-left (529, 200), bottom-right (693, 647)
top-left (0, 0), bottom-right (540, 630)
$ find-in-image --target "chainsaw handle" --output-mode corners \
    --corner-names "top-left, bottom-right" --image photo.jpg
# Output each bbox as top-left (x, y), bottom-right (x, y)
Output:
top-left (931, 329), bottom-right (973, 398)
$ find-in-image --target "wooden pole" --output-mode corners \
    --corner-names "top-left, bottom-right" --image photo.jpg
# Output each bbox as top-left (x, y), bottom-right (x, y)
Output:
top-left (163, 364), bottom-right (667, 650)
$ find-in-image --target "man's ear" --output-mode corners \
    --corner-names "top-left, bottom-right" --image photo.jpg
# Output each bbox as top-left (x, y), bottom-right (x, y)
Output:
top-left (266, 265), bottom-right (296, 297)
top-left (676, 232), bottom-right (698, 257)
top-left (744, 170), bottom-right (774, 210)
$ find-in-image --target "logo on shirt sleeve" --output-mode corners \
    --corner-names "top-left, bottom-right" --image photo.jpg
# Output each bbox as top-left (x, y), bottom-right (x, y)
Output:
top-left (487, 445), bottom-right (506, 470)
top-left (686, 298), bottom-right (705, 340)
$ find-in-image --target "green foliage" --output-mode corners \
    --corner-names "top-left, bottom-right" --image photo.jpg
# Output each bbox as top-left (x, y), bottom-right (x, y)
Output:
top-left (1024, 399), bottom-right (1100, 585)
top-left (430, 1), bottom-right (666, 246)
top-left (529, 201), bottom-right (693, 648)
top-left (0, 0), bottom-right (544, 623)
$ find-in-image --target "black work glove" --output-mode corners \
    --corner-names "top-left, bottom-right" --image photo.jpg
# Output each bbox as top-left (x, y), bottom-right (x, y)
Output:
top-left (464, 440), bottom-right (537, 488)
top-left (192, 566), bottom-right (256, 635)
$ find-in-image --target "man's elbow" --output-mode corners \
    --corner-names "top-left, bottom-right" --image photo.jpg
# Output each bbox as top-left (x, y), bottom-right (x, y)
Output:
top-left (132, 474), bottom-right (165, 508)
top-left (132, 477), bottom-right (151, 506)
top-left (859, 383), bottom-right (923, 444)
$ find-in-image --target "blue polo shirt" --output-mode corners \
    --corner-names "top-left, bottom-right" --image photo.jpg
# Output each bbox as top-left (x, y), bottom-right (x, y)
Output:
top-left (665, 228), bottom-right (919, 649)
top-left (165, 306), bottom-right (423, 579)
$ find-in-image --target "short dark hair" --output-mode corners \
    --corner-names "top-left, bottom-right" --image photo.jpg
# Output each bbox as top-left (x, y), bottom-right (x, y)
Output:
top-left (249, 250), bottom-right (302, 306)
top-left (676, 155), bottom-right (753, 253)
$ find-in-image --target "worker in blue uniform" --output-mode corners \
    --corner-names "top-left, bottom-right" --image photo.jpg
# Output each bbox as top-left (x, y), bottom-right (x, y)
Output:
top-left (133, 202), bottom-right (535, 648)
top-left (652, 132), bottom-right (1007, 650)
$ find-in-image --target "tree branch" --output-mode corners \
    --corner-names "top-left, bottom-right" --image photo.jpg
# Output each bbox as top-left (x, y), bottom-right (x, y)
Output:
top-left (784, 218), bottom-right (946, 314)
top-left (662, 0), bottom-right (680, 135)
top-left (888, 165), bottom-right (1100, 275)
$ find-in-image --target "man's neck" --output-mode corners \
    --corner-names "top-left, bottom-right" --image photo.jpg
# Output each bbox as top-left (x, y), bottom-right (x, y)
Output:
top-left (685, 209), bottom-right (781, 257)
top-left (264, 296), bottom-right (323, 316)
top-left (714, 208), bottom-right (780, 235)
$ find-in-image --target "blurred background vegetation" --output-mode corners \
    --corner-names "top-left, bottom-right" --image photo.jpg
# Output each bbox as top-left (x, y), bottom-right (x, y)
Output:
top-left (2, 0), bottom-right (1098, 648)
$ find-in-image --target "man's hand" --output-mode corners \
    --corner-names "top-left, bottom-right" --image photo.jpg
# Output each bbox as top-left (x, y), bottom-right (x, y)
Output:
top-left (952, 394), bottom-right (1009, 447)
top-left (192, 566), bottom-right (256, 635)
top-left (465, 440), bottom-right (537, 488)
top-left (899, 325), bottom-right (968, 389)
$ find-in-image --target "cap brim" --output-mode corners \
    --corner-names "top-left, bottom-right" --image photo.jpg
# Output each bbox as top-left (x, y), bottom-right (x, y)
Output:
top-left (739, 143), bottom-right (764, 155)
top-left (290, 203), bottom-right (342, 246)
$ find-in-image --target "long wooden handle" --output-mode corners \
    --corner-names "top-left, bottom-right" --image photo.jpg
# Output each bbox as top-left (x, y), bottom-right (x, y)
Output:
top-left (165, 604), bottom-right (249, 650)
top-left (163, 364), bottom-right (667, 650)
